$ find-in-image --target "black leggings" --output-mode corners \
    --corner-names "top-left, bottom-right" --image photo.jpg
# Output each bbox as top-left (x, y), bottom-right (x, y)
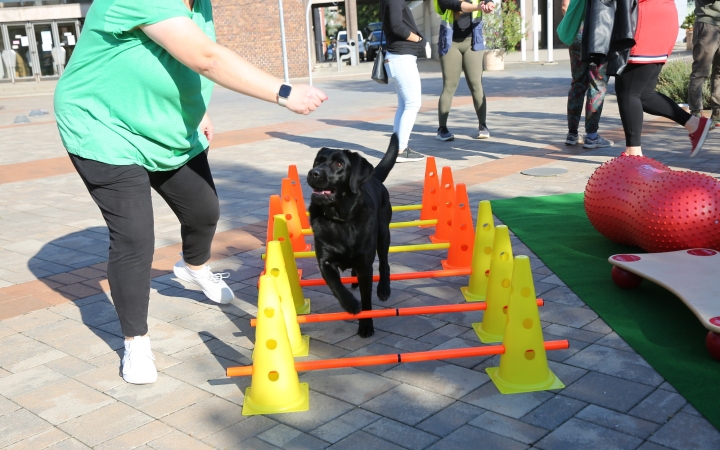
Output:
top-left (615, 63), bottom-right (692, 146)
top-left (70, 151), bottom-right (220, 337)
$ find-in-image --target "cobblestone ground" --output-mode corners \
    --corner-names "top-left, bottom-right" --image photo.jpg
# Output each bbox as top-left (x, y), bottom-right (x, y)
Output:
top-left (1, 58), bottom-right (720, 449)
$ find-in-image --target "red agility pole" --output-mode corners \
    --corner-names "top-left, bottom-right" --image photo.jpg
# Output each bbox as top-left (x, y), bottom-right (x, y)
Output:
top-left (249, 299), bottom-right (545, 326)
top-left (299, 268), bottom-right (472, 287)
top-left (226, 340), bottom-right (569, 377)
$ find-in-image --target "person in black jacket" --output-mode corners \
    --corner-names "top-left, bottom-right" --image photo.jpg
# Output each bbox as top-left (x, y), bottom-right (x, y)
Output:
top-left (381, 0), bottom-right (426, 162)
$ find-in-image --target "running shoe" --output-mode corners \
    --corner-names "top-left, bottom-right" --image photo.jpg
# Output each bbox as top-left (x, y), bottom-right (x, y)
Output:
top-left (690, 117), bottom-right (711, 157)
top-left (436, 126), bottom-right (455, 141)
top-left (477, 124), bottom-right (490, 139)
top-left (583, 135), bottom-right (614, 149)
top-left (396, 148), bottom-right (426, 163)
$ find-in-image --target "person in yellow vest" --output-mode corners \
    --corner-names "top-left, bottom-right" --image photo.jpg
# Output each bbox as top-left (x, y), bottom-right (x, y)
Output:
top-left (435, 0), bottom-right (495, 141)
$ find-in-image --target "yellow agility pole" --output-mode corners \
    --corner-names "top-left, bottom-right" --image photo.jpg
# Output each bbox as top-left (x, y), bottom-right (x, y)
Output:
top-left (300, 219), bottom-right (438, 235)
top-left (262, 242), bottom-right (450, 260)
top-left (392, 204), bottom-right (422, 212)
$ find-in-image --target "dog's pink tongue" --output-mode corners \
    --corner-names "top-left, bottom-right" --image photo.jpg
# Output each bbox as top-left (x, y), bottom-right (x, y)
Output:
top-left (313, 190), bottom-right (332, 195)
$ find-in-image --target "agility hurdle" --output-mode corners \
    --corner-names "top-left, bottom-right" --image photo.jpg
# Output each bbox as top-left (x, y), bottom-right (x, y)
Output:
top-left (249, 299), bottom-right (545, 326)
top-left (297, 267), bottom-right (469, 287)
top-left (227, 340), bottom-right (569, 377)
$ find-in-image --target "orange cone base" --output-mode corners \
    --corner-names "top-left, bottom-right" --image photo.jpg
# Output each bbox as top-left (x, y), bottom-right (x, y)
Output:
top-left (460, 286), bottom-right (486, 303)
top-left (486, 367), bottom-right (565, 394)
top-left (429, 234), bottom-right (450, 244)
top-left (296, 298), bottom-right (311, 315)
top-left (441, 259), bottom-right (471, 271)
top-left (472, 322), bottom-right (503, 344)
top-left (242, 382), bottom-right (309, 416)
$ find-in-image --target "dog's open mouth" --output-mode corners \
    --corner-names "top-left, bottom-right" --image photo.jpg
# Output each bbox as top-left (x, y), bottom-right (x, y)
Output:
top-left (312, 189), bottom-right (335, 197)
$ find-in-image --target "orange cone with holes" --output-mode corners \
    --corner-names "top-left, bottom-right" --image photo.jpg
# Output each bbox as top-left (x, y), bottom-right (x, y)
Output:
top-left (288, 165), bottom-right (311, 229)
top-left (486, 255), bottom-right (564, 394)
top-left (242, 275), bottom-right (309, 415)
top-left (273, 215), bottom-right (311, 314)
top-left (442, 184), bottom-right (475, 270)
top-left (430, 167), bottom-right (455, 243)
top-left (281, 178), bottom-right (310, 252)
top-left (266, 195), bottom-right (283, 247)
top-left (462, 201), bottom-right (495, 302)
top-left (264, 241), bottom-right (309, 357)
top-left (419, 157), bottom-right (440, 227)
top-left (473, 225), bottom-right (513, 343)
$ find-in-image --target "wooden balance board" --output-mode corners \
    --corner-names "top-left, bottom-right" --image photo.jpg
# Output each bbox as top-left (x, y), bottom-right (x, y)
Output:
top-left (608, 249), bottom-right (720, 334)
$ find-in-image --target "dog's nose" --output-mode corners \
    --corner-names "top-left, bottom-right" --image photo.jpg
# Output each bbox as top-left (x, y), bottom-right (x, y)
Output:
top-left (309, 168), bottom-right (322, 179)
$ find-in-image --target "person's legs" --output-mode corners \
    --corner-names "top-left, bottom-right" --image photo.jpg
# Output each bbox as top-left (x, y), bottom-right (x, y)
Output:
top-left (460, 39), bottom-right (488, 138)
top-left (638, 64), bottom-right (693, 127)
top-left (438, 42), bottom-right (463, 130)
top-left (689, 22), bottom-right (720, 114)
top-left (567, 37), bottom-right (588, 140)
top-left (615, 64), bottom-right (649, 155)
top-left (711, 43), bottom-right (720, 122)
top-left (584, 61), bottom-right (608, 135)
top-left (385, 52), bottom-right (424, 161)
top-left (148, 151), bottom-right (234, 303)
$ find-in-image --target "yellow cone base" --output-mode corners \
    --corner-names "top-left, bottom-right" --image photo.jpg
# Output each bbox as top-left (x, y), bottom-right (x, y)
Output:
top-left (295, 298), bottom-right (311, 315)
top-left (242, 382), bottom-right (309, 416)
top-left (486, 367), bottom-right (565, 394)
top-left (460, 286), bottom-right (486, 303)
top-left (472, 322), bottom-right (503, 344)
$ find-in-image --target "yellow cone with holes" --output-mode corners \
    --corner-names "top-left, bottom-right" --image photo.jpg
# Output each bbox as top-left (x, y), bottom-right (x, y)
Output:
top-left (264, 240), bottom-right (309, 357)
top-left (242, 275), bottom-right (309, 415)
top-left (461, 201), bottom-right (495, 302)
top-left (486, 256), bottom-right (564, 394)
top-left (473, 225), bottom-right (513, 343)
top-left (273, 215), bottom-right (311, 314)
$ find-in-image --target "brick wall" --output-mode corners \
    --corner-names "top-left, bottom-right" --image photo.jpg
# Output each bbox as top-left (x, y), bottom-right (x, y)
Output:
top-left (213, 0), bottom-right (309, 79)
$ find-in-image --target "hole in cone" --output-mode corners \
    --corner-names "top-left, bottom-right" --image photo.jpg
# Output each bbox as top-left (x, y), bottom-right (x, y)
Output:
top-left (429, 171), bottom-right (435, 177)
top-left (459, 203), bottom-right (466, 209)
top-left (284, 196), bottom-right (290, 202)
top-left (447, 220), bottom-right (453, 227)
top-left (523, 319), bottom-right (533, 329)
top-left (485, 269), bottom-right (490, 277)
top-left (502, 279), bottom-right (511, 288)
top-left (484, 246), bottom-right (492, 255)
top-left (444, 184), bottom-right (450, 189)
top-left (279, 237), bottom-right (285, 242)
top-left (502, 305), bottom-right (508, 314)
top-left (432, 206), bottom-right (438, 211)
top-left (460, 224), bottom-right (467, 231)
top-left (500, 252), bottom-right (509, 261)
top-left (447, 202), bottom-right (453, 209)
top-left (521, 287), bottom-right (531, 297)
top-left (264, 307), bottom-right (275, 318)
top-left (525, 350), bottom-right (536, 360)
top-left (286, 214), bottom-right (292, 220)
top-left (483, 223), bottom-right (490, 229)
top-left (289, 233), bottom-right (294, 238)
top-left (266, 339), bottom-right (277, 350)
top-left (270, 268), bottom-right (280, 277)
top-left (461, 244), bottom-right (469, 251)
top-left (431, 188), bottom-right (436, 194)
top-left (268, 371), bottom-right (280, 381)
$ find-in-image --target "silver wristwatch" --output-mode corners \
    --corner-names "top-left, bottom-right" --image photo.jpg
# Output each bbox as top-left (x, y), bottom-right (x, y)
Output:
top-left (277, 83), bottom-right (292, 107)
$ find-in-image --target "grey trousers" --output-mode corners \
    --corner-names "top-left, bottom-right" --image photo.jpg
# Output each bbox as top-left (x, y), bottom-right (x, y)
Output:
top-left (438, 37), bottom-right (486, 127)
top-left (689, 21), bottom-right (720, 113)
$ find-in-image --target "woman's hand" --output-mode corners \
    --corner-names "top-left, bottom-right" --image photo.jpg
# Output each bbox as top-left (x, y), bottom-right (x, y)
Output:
top-left (285, 85), bottom-right (328, 115)
top-left (480, 1), bottom-right (496, 13)
top-left (199, 113), bottom-right (214, 143)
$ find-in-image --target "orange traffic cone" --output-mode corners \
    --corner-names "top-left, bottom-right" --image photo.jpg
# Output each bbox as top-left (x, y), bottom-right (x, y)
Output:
top-left (442, 184), bottom-right (475, 270)
top-left (419, 157), bottom-right (440, 227)
top-left (242, 275), bottom-right (309, 415)
top-left (430, 167), bottom-right (455, 243)
top-left (266, 195), bottom-right (284, 248)
top-left (281, 178), bottom-right (311, 252)
top-left (288, 165), bottom-right (311, 230)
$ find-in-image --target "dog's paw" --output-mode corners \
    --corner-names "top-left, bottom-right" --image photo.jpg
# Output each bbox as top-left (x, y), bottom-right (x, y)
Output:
top-left (358, 319), bottom-right (375, 338)
top-left (351, 282), bottom-right (359, 290)
top-left (377, 282), bottom-right (391, 302)
top-left (340, 296), bottom-right (362, 315)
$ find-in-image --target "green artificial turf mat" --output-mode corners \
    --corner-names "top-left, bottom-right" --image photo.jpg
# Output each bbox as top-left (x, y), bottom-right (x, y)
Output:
top-left (491, 193), bottom-right (719, 429)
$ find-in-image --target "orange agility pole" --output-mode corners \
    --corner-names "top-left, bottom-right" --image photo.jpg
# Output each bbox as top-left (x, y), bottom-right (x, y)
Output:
top-left (227, 340), bottom-right (569, 377)
top-left (298, 268), bottom-right (471, 287)
top-left (249, 299), bottom-right (545, 326)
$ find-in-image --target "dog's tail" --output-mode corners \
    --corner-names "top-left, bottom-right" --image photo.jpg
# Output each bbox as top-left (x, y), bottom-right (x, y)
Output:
top-left (373, 133), bottom-right (399, 183)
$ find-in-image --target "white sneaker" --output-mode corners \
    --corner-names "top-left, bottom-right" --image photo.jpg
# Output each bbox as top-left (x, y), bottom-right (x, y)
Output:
top-left (173, 260), bottom-right (235, 304)
top-left (122, 336), bottom-right (157, 384)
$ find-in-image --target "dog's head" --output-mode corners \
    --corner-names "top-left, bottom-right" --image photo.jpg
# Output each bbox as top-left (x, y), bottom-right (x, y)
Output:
top-left (307, 148), bottom-right (375, 204)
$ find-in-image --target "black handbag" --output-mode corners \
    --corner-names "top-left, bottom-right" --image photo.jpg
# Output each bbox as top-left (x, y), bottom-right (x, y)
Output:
top-left (371, 30), bottom-right (388, 84)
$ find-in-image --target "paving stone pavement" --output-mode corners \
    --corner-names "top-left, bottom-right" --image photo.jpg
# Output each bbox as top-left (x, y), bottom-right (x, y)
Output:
top-left (1, 58), bottom-right (720, 449)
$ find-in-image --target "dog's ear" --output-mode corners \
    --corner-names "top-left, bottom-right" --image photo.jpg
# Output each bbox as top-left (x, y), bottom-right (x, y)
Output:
top-left (347, 152), bottom-right (375, 194)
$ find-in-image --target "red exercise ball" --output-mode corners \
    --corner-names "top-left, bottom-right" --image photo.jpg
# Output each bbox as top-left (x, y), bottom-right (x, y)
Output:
top-left (705, 331), bottom-right (720, 361)
top-left (585, 154), bottom-right (720, 252)
top-left (611, 266), bottom-right (643, 289)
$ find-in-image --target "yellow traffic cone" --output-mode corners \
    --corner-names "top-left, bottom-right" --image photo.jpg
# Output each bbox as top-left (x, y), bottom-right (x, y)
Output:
top-left (242, 275), bottom-right (309, 415)
top-left (264, 241), bottom-right (309, 357)
top-left (461, 201), bottom-right (495, 302)
top-left (486, 256), bottom-right (564, 394)
top-left (473, 225), bottom-right (513, 343)
top-left (273, 215), bottom-right (311, 315)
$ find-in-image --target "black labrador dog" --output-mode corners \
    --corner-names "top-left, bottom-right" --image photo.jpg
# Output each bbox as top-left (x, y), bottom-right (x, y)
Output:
top-left (307, 134), bottom-right (399, 337)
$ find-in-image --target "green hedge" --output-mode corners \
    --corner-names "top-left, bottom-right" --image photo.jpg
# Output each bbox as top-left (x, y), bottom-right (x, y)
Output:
top-left (656, 60), bottom-right (711, 109)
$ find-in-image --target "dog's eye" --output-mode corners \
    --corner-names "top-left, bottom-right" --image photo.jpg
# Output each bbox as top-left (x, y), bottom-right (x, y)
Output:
top-left (335, 162), bottom-right (343, 169)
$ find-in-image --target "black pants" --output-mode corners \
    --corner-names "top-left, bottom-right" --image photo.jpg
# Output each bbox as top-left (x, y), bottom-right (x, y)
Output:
top-left (70, 151), bottom-right (220, 337)
top-left (615, 63), bottom-right (691, 147)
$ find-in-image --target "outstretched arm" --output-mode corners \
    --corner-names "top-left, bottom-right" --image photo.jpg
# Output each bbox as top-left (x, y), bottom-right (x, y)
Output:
top-left (142, 17), bottom-right (327, 115)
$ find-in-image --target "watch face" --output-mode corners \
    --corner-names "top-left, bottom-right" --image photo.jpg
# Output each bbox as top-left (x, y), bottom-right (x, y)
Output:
top-left (279, 84), bottom-right (292, 99)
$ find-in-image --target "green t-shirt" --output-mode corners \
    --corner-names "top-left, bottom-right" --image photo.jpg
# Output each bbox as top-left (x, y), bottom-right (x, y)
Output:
top-left (54, 0), bottom-right (215, 171)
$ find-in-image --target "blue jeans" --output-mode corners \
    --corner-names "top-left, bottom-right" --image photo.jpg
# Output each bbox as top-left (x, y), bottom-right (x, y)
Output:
top-left (385, 52), bottom-right (421, 150)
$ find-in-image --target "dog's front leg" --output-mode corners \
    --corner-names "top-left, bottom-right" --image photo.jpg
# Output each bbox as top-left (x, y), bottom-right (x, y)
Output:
top-left (319, 261), bottom-right (361, 314)
top-left (355, 265), bottom-right (375, 338)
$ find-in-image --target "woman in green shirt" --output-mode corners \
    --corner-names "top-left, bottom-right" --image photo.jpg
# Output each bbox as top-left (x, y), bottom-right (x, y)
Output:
top-left (54, 0), bottom-right (327, 385)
